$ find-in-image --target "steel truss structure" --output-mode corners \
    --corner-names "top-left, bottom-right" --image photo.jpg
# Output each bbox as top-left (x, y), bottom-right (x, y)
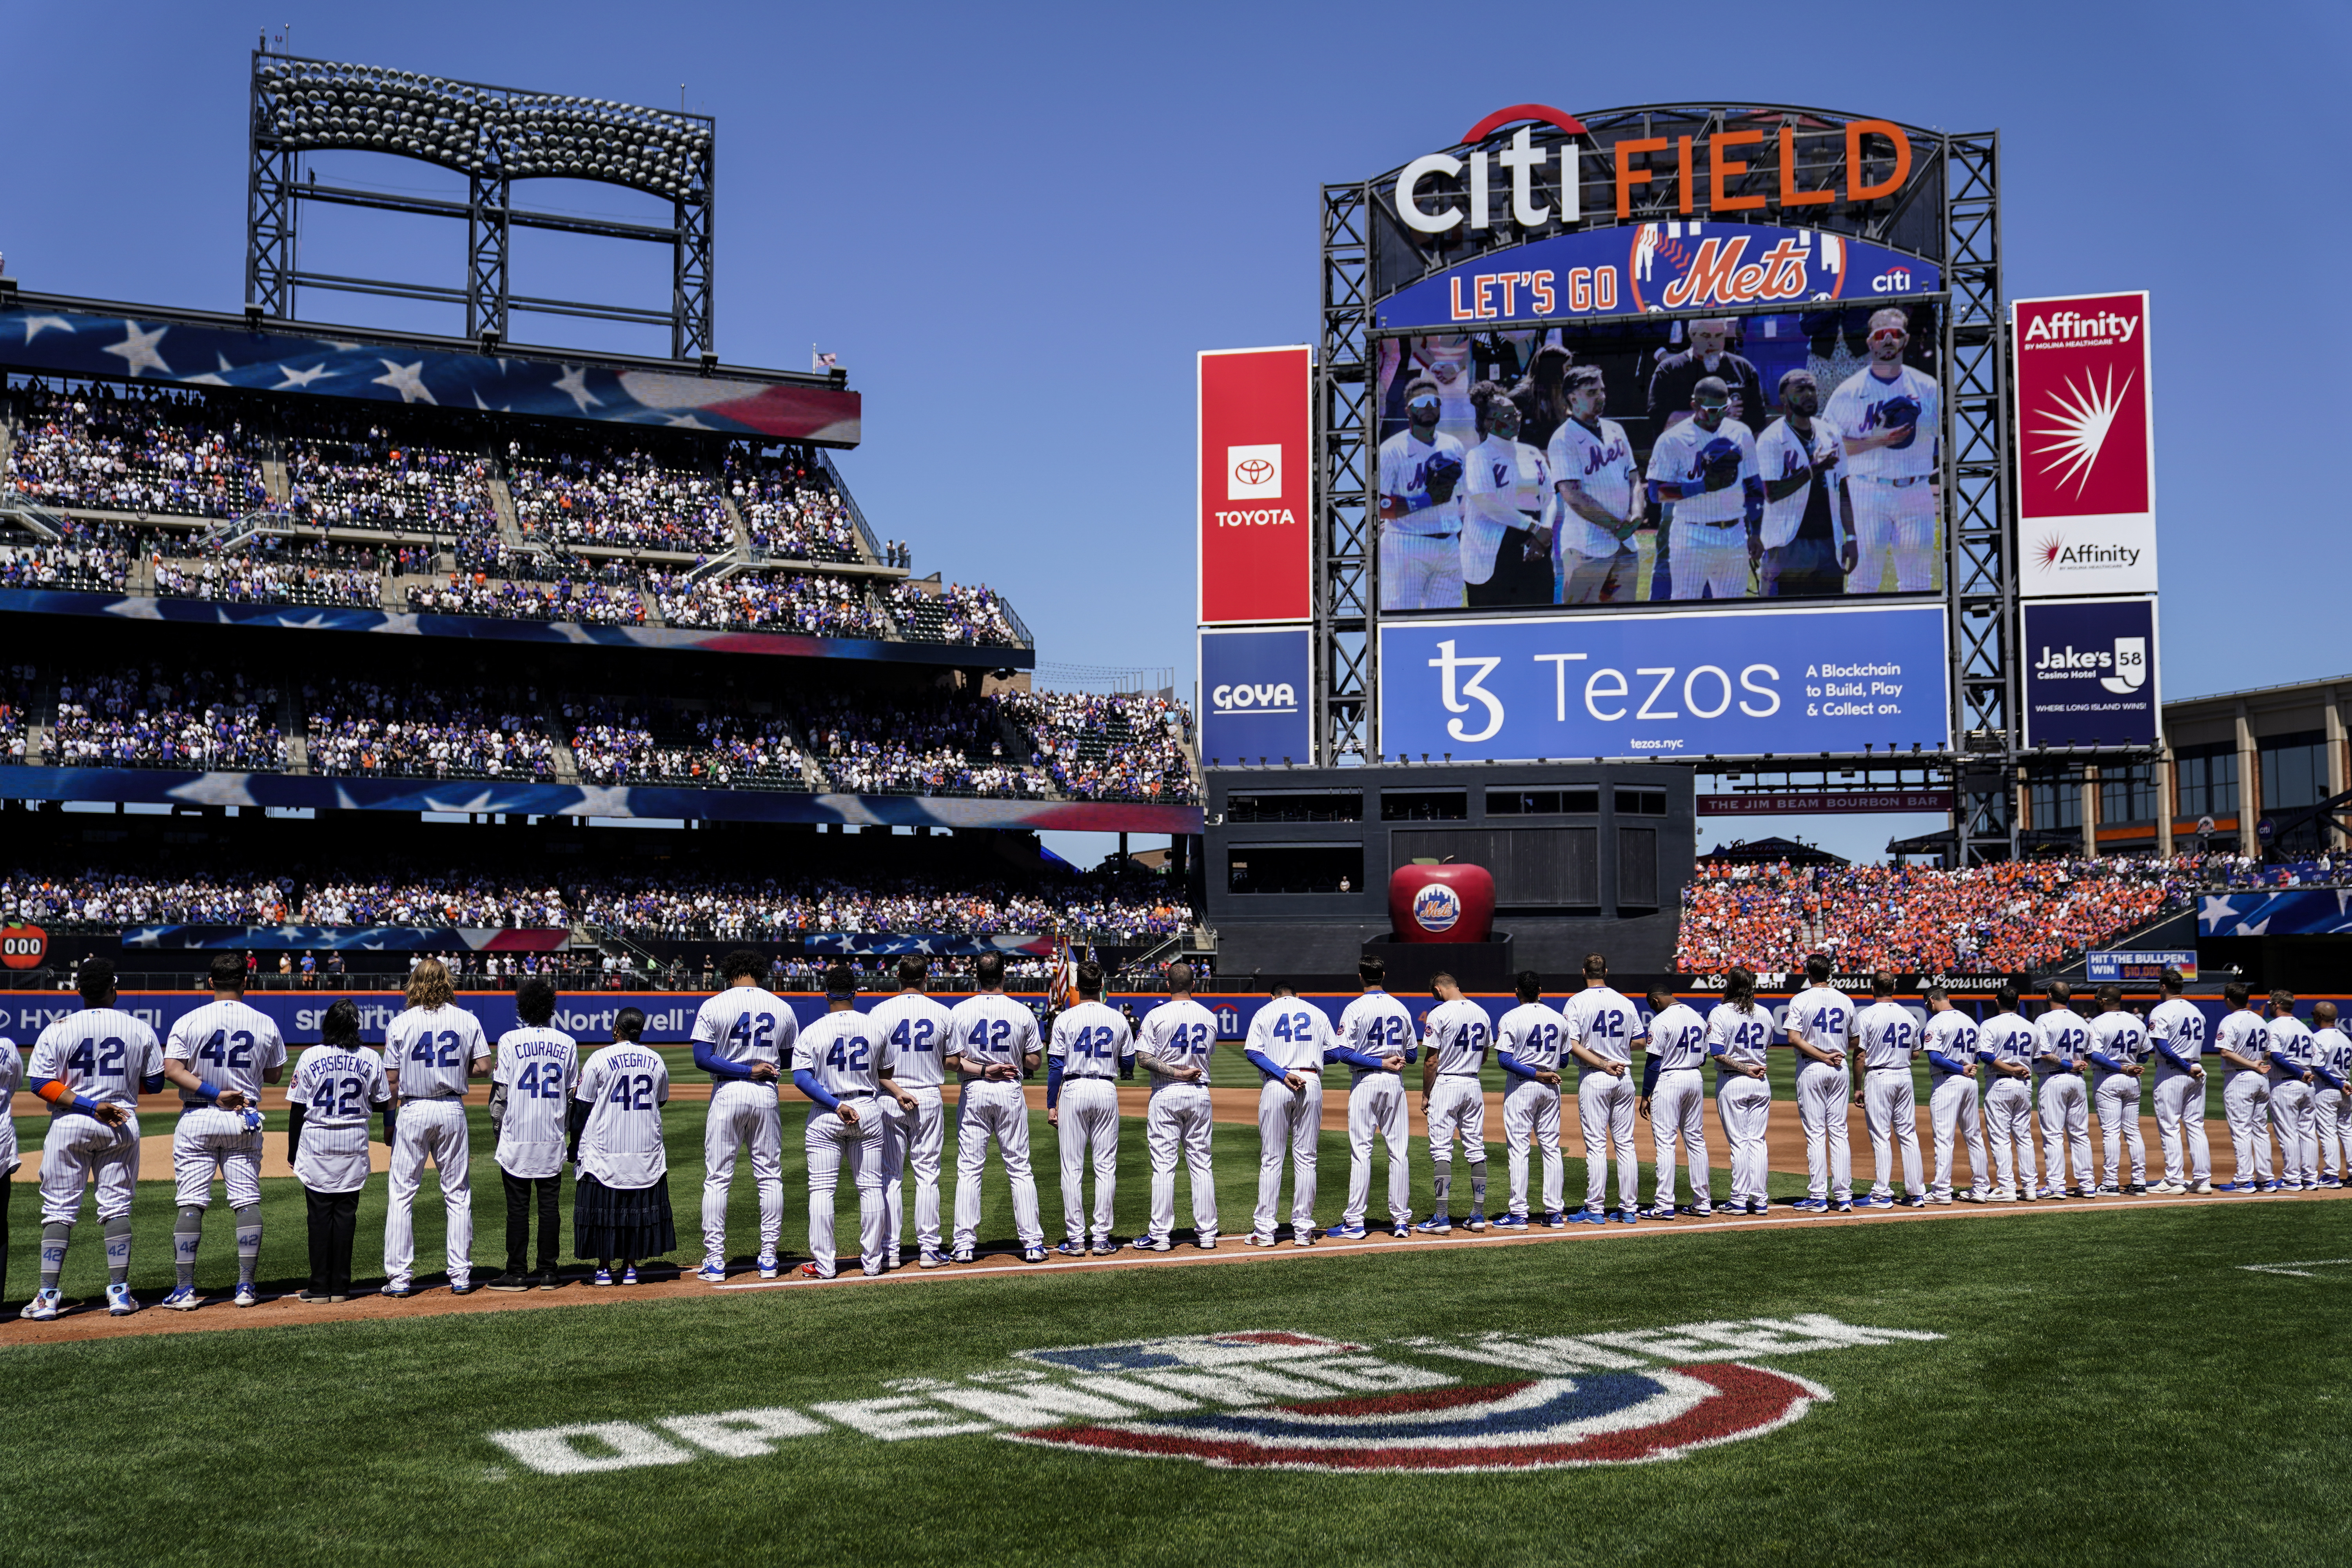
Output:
top-left (246, 48), bottom-right (717, 358)
top-left (1314, 102), bottom-right (2136, 864)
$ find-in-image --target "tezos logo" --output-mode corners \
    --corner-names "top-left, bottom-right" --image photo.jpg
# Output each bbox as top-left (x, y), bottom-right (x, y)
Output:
top-left (1227, 444), bottom-right (1282, 501)
top-left (1412, 884), bottom-right (1462, 933)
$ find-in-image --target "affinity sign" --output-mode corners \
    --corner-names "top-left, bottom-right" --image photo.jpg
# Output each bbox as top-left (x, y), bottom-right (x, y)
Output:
top-left (1199, 347), bottom-right (1312, 624)
top-left (2012, 292), bottom-right (2157, 597)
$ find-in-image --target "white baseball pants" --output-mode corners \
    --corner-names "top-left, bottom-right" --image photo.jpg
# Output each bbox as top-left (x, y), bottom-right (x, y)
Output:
top-left (1577, 1070), bottom-right (1640, 1214)
top-left (1796, 1061), bottom-right (1853, 1203)
top-left (953, 1079), bottom-right (1044, 1251)
top-left (703, 1079), bottom-right (784, 1262)
top-left (2269, 1079), bottom-right (2318, 1187)
top-left (1425, 1075), bottom-right (1487, 1218)
top-left (1557, 545), bottom-right (1635, 606)
top-left (1714, 1074), bottom-right (1772, 1209)
top-left (383, 1099), bottom-right (472, 1290)
top-left (1145, 1082), bottom-right (1217, 1243)
top-left (1928, 1076), bottom-right (1988, 1200)
top-left (2223, 1073), bottom-right (2274, 1186)
top-left (2152, 1071), bottom-right (2212, 1186)
top-left (2314, 1086), bottom-right (2348, 1181)
top-left (2038, 1073), bottom-right (2094, 1192)
top-left (1501, 1078), bottom-right (1562, 1218)
top-left (1252, 1074), bottom-right (1321, 1240)
top-left (2093, 1074), bottom-right (2147, 1187)
top-left (1983, 1077), bottom-right (2038, 1195)
top-left (805, 1103), bottom-right (886, 1277)
top-left (1863, 1068), bottom-right (1924, 1199)
top-left (173, 1106), bottom-right (265, 1209)
top-left (1648, 1067), bottom-right (1710, 1208)
top-left (1344, 1074), bottom-right (1412, 1227)
top-left (1381, 529), bottom-right (1463, 611)
top-left (1057, 1078), bottom-right (1122, 1245)
top-left (1668, 521), bottom-right (1751, 601)
top-left (879, 1084), bottom-right (944, 1256)
top-left (38, 1110), bottom-right (141, 1224)
top-left (1848, 476), bottom-right (1937, 593)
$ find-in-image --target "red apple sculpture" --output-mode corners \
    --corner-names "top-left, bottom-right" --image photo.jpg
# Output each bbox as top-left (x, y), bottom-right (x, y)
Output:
top-left (1388, 863), bottom-right (1495, 944)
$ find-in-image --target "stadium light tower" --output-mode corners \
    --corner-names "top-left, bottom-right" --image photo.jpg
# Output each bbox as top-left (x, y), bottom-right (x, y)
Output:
top-left (247, 45), bottom-right (718, 359)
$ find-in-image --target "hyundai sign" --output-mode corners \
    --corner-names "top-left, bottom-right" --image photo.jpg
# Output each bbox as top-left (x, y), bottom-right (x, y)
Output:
top-left (1199, 625), bottom-right (1314, 766)
top-left (2020, 597), bottom-right (2160, 748)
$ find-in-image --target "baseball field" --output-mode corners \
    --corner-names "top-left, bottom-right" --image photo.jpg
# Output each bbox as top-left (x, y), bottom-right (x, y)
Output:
top-left (5, 1051), bottom-right (2347, 1567)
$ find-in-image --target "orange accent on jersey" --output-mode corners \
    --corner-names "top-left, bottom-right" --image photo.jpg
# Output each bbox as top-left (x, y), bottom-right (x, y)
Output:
top-left (36, 1079), bottom-right (72, 1104)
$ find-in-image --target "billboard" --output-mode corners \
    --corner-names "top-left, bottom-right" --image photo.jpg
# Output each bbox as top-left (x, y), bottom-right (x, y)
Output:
top-left (2085, 950), bottom-right (2197, 984)
top-left (2012, 292), bottom-right (2156, 597)
top-left (1374, 303), bottom-right (1945, 613)
top-left (2019, 597), bottom-right (2160, 748)
top-left (1198, 625), bottom-right (1315, 766)
top-left (1199, 347), bottom-right (1312, 624)
top-left (1377, 601), bottom-right (1950, 762)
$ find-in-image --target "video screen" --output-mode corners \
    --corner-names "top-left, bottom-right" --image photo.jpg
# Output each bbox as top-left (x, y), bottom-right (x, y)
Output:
top-left (1372, 304), bottom-right (1945, 614)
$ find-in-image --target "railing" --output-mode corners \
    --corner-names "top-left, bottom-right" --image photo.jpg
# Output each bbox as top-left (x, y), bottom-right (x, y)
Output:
top-left (3, 501), bottom-right (67, 541)
top-left (815, 448), bottom-right (886, 566)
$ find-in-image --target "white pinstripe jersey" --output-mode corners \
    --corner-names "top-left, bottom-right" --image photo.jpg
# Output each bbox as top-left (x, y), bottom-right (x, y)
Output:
top-left (2087, 1011), bottom-right (2149, 1079)
top-left (948, 993), bottom-right (1044, 1079)
top-left (385, 1003), bottom-right (489, 1098)
top-left (493, 1026), bottom-right (579, 1173)
top-left (290, 1044), bottom-right (390, 1129)
top-left (2033, 1007), bottom-right (2091, 1077)
top-left (1644, 1002), bottom-right (1711, 1072)
top-left (1421, 998), bottom-right (1491, 1077)
top-left (866, 992), bottom-right (953, 1090)
top-left (1336, 991), bottom-right (1416, 1085)
top-left (1705, 1003), bottom-right (1771, 1075)
top-left (2214, 1011), bottom-right (2269, 1077)
top-left (1979, 1011), bottom-right (2037, 1070)
top-left (575, 1043), bottom-right (670, 1188)
top-left (163, 996), bottom-right (288, 1105)
top-left (690, 985), bottom-right (796, 1075)
top-left (2266, 1015), bottom-right (2316, 1083)
top-left (1853, 1001), bottom-right (1920, 1071)
top-left (1052, 1000), bottom-right (1137, 1080)
top-left (27, 1007), bottom-right (162, 1114)
top-left (1786, 987), bottom-right (1857, 1062)
top-left (2145, 999), bottom-right (2207, 1074)
top-left (1136, 998), bottom-right (1220, 1086)
top-left (0, 1039), bottom-right (21, 1170)
top-left (1923, 1011), bottom-right (1980, 1082)
top-left (794, 1011), bottom-right (886, 1100)
top-left (1566, 985), bottom-right (1641, 1068)
top-left (1495, 1002), bottom-right (1564, 1074)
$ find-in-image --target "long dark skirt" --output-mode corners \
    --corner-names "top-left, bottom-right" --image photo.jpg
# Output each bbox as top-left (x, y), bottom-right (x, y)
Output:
top-left (573, 1171), bottom-right (677, 1261)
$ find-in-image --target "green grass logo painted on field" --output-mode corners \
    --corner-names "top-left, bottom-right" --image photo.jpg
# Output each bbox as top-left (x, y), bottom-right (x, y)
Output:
top-left (487, 1314), bottom-right (1942, 1475)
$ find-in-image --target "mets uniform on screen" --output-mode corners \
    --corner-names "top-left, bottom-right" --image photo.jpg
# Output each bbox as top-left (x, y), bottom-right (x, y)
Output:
top-left (29, 1006), bottom-right (162, 1229)
top-left (691, 983), bottom-right (796, 1274)
top-left (1495, 1000), bottom-right (1565, 1221)
top-left (867, 987), bottom-right (954, 1262)
top-left (1755, 414), bottom-right (1845, 591)
top-left (793, 1010), bottom-right (892, 1278)
top-left (1136, 995), bottom-right (1221, 1247)
top-left (1922, 1010), bottom-right (1988, 1203)
top-left (492, 1024), bottom-right (579, 1180)
top-left (1645, 414), bottom-right (1759, 601)
top-left (2214, 1008), bottom-right (2274, 1189)
top-left (949, 991), bottom-right (1047, 1256)
top-left (162, 995), bottom-right (287, 1301)
top-left (1853, 999), bottom-right (1925, 1204)
top-left (1419, 998), bottom-right (1492, 1229)
top-left (1976, 1008), bottom-right (2041, 1200)
top-left (1545, 415), bottom-right (1639, 605)
top-left (1785, 984), bottom-right (1856, 1207)
top-left (2265, 1013), bottom-right (2319, 1191)
top-left (2145, 996), bottom-right (2212, 1192)
top-left (1336, 988), bottom-right (1418, 1232)
top-left (288, 1042), bottom-right (390, 1194)
top-left (2033, 1004), bottom-right (2096, 1196)
top-left (2310, 1023), bottom-right (2352, 1185)
top-left (1419, 339), bottom-right (1480, 450)
top-left (1644, 999), bottom-right (1712, 1215)
top-left (2086, 1010), bottom-right (2151, 1192)
top-left (1463, 430), bottom-right (1548, 597)
top-left (1568, 985), bottom-right (1643, 1219)
top-left (1242, 997), bottom-right (1332, 1245)
top-left (1823, 362), bottom-right (1939, 593)
top-left (1378, 429), bottom-right (1468, 610)
top-left (1050, 1000), bottom-right (1134, 1251)
top-left (383, 1000), bottom-right (491, 1292)
top-left (1707, 1002), bottom-right (1773, 1214)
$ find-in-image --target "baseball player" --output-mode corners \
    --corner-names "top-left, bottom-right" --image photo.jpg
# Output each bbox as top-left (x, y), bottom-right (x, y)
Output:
top-left (1461, 381), bottom-right (1551, 606)
top-left (1377, 376), bottom-right (1468, 610)
top-left (1644, 376), bottom-right (1762, 601)
top-left (381, 957), bottom-right (491, 1297)
top-left (0, 1029), bottom-right (20, 1310)
top-left (158, 953), bottom-right (287, 1310)
top-left (1416, 974), bottom-right (1491, 1234)
top-left (1639, 986), bottom-right (1713, 1218)
top-left (2032, 981), bottom-right (2096, 1199)
top-left (1546, 365), bottom-right (1642, 605)
top-left (2309, 1001), bottom-right (2351, 1188)
top-left (287, 998), bottom-right (392, 1303)
top-left (1048, 961), bottom-right (1134, 1256)
top-left (1850, 971), bottom-right (1927, 1208)
top-left (2212, 984), bottom-right (2275, 1192)
top-left (486, 977), bottom-right (578, 1290)
top-left (1784, 954), bottom-right (1857, 1212)
top-left (1133, 962), bottom-right (1221, 1251)
top-left (2145, 967), bottom-right (2213, 1194)
top-left (1565, 953), bottom-right (1643, 1223)
top-left (1920, 987), bottom-right (1989, 1204)
top-left (1755, 368), bottom-right (1853, 597)
top-left (1706, 969), bottom-right (1774, 1215)
top-left (689, 948), bottom-right (796, 1282)
top-left (1976, 986), bottom-right (2042, 1201)
top-left (1494, 971), bottom-right (1566, 1228)
top-left (866, 955), bottom-right (955, 1267)
top-left (1241, 981), bottom-right (1332, 1247)
top-left (1329, 957), bottom-right (1417, 1240)
top-left (946, 951), bottom-right (1048, 1263)
top-left (20, 959), bottom-right (162, 1320)
top-left (1415, 335), bottom-right (1481, 451)
top-left (2263, 992), bottom-right (2319, 1192)
top-left (1823, 307), bottom-right (1940, 593)
top-left (2085, 985), bottom-right (2150, 1195)
top-left (792, 964), bottom-right (916, 1279)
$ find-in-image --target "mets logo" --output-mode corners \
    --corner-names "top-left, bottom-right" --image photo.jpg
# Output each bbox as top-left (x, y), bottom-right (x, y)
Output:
top-left (1412, 885), bottom-right (1462, 933)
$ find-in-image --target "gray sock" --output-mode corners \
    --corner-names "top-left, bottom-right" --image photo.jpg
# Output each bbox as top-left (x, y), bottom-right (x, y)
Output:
top-left (103, 1216), bottom-right (133, 1286)
top-left (175, 1205), bottom-right (206, 1289)
top-left (233, 1205), bottom-right (263, 1287)
top-left (40, 1222), bottom-right (71, 1292)
top-left (1431, 1165), bottom-right (1451, 1218)
top-left (1469, 1161), bottom-right (1488, 1215)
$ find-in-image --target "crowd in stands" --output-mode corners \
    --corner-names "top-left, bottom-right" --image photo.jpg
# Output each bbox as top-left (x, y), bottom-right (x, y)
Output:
top-left (795, 688), bottom-right (1047, 797)
top-left (569, 870), bottom-right (1193, 942)
top-left (564, 702), bottom-right (807, 789)
top-left (45, 666), bottom-right (287, 771)
top-left (1, 665), bottom-right (32, 759)
top-left (2, 864), bottom-right (295, 927)
top-left (996, 689), bottom-right (1197, 803)
top-left (652, 567), bottom-right (889, 637)
top-left (299, 873), bottom-right (570, 929)
top-left (406, 571), bottom-right (644, 625)
top-left (284, 412), bottom-right (497, 536)
top-left (305, 679), bottom-right (556, 781)
top-left (0, 527), bottom-right (132, 592)
top-left (5, 382), bottom-right (271, 519)
top-left (154, 538), bottom-right (382, 608)
top-left (726, 447), bottom-right (861, 563)
top-left (888, 580), bottom-right (1023, 646)
top-left (880, 540), bottom-right (912, 570)
top-left (507, 438), bottom-right (733, 554)
top-left (1675, 855), bottom-right (2200, 975)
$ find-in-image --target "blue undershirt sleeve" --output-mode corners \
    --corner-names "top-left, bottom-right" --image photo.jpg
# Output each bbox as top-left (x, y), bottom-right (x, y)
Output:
top-left (2154, 1044), bottom-right (2195, 1073)
top-left (1928, 1051), bottom-right (1969, 1076)
top-left (1499, 1050), bottom-right (1540, 1083)
top-left (1639, 1055), bottom-right (1662, 1095)
top-left (2087, 1052), bottom-right (2126, 1074)
top-left (140, 1072), bottom-right (165, 1095)
top-left (1329, 1046), bottom-right (1384, 1070)
top-left (2312, 1065), bottom-right (2348, 1093)
top-left (1045, 1058), bottom-right (1065, 1107)
top-left (1243, 1049), bottom-right (1285, 1081)
top-left (693, 1041), bottom-right (755, 1082)
top-left (790, 1067), bottom-right (839, 1112)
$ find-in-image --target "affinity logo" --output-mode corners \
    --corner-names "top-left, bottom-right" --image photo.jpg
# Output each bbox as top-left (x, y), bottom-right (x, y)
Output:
top-left (2031, 365), bottom-right (2134, 497)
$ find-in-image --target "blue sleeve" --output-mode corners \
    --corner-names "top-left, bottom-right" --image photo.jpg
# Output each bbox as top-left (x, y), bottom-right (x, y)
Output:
top-left (2267, 1049), bottom-right (2303, 1074)
top-left (1639, 1055), bottom-right (1662, 1095)
top-left (1329, 1045), bottom-right (1384, 1070)
top-left (1499, 1050), bottom-right (1541, 1083)
top-left (1928, 1051), bottom-right (1970, 1075)
top-left (1646, 479), bottom-right (1670, 507)
top-left (2314, 1065), bottom-right (2348, 1092)
top-left (2153, 1042), bottom-right (2195, 1072)
top-left (2087, 1052), bottom-right (2126, 1074)
top-left (693, 1041), bottom-right (754, 1082)
top-left (1243, 1049), bottom-right (1285, 1081)
top-left (1742, 475), bottom-right (1764, 527)
top-left (1403, 1044), bottom-right (1419, 1065)
top-left (1974, 1050), bottom-right (2001, 1064)
top-left (140, 1071), bottom-right (166, 1095)
top-left (1045, 1058), bottom-right (1065, 1109)
top-left (29, 1077), bottom-right (102, 1115)
top-left (790, 1067), bottom-right (839, 1112)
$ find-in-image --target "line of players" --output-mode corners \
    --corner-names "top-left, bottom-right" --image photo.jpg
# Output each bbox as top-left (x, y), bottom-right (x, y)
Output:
top-left (1376, 308), bottom-right (1939, 610)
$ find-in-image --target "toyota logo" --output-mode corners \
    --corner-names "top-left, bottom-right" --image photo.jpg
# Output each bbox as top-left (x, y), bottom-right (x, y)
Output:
top-left (1234, 457), bottom-right (1276, 487)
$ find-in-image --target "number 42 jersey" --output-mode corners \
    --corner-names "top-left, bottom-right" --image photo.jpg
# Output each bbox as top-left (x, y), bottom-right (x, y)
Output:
top-left (575, 1042), bottom-right (670, 1189)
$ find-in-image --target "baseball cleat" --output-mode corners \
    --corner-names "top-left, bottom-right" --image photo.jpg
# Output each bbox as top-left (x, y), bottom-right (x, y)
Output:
top-left (695, 1263), bottom-right (728, 1284)
top-left (2034, 1187), bottom-right (2065, 1200)
top-left (1196, 1235), bottom-right (1217, 1250)
top-left (2260, 1181), bottom-right (2284, 1193)
top-left (1567, 1210), bottom-right (1604, 1225)
top-left (1986, 1190), bottom-right (2017, 1203)
top-left (1091, 1241), bottom-right (1120, 1256)
top-left (1022, 1246), bottom-right (1049, 1263)
top-left (160, 1286), bottom-right (201, 1312)
top-left (296, 1290), bottom-right (335, 1304)
top-left (591, 1268), bottom-right (613, 1287)
top-left (1244, 1234), bottom-right (1280, 1249)
top-left (1490, 1214), bottom-right (1530, 1230)
top-left (1855, 1194), bottom-right (1891, 1208)
top-left (1899, 1196), bottom-right (1927, 1209)
top-left (797, 1262), bottom-right (833, 1280)
top-left (1753, 1199), bottom-right (1772, 1214)
top-left (1831, 1201), bottom-right (1855, 1213)
top-left (1326, 1222), bottom-right (1369, 1240)
top-left (757, 1251), bottom-right (780, 1279)
top-left (1292, 1234), bottom-right (1314, 1248)
top-left (2097, 1183), bottom-right (2122, 1195)
top-left (2322, 1178), bottom-right (2345, 1189)
top-left (1540, 1210), bottom-right (1568, 1228)
top-left (1390, 1223), bottom-right (1413, 1239)
top-left (20, 1289), bottom-right (62, 1321)
top-left (1929, 1195), bottom-right (1954, 1206)
top-left (1414, 1218), bottom-right (1452, 1235)
top-left (449, 1280), bottom-right (478, 1296)
top-left (105, 1283), bottom-right (141, 1316)
top-left (918, 1250), bottom-right (947, 1269)
top-left (621, 1266), bottom-right (639, 1286)
top-left (951, 1247), bottom-right (978, 1263)
top-left (1132, 1236), bottom-right (1171, 1253)
top-left (1640, 1205), bottom-right (1677, 1221)
top-left (1055, 1240), bottom-right (1089, 1257)
top-left (1789, 1198), bottom-right (1827, 1213)
top-left (1681, 1203), bottom-right (1715, 1218)
top-left (233, 1284), bottom-right (260, 1308)
top-left (1463, 1214), bottom-right (1487, 1233)
top-left (1615, 1209), bottom-right (1638, 1225)
top-left (2127, 1183), bottom-right (2148, 1196)
top-left (380, 1282), bottom-right (413, 1299)
top-left (1960, 1190), bottom-right (1989, 1204)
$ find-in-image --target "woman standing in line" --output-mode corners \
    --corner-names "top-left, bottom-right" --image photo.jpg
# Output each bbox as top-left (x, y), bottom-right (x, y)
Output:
top-left (287, 999), bottom-right (393, 1302)
top-left (568, 1008), bottom-right (674, 1285)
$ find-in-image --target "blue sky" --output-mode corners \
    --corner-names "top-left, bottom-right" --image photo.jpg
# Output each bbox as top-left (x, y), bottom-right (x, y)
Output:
top-left (6, 2), bottom-right (2346, 861)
